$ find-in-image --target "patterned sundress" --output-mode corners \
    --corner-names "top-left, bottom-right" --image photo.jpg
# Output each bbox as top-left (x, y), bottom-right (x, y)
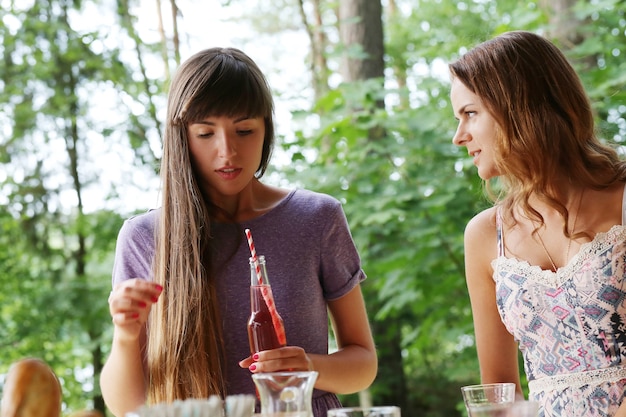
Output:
top-left (493, 190), bottom-right (626, 416)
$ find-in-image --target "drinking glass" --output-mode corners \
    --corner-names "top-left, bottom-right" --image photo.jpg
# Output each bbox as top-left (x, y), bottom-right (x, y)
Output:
top-left (461, 383), bottom-right (516, 417)
top-left (327, 406), bottom-right (401, 417)
top-left (252, 371), bottom-right (318, 417)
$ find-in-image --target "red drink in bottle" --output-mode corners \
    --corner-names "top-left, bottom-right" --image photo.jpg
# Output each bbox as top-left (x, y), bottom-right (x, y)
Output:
top-left (247, 255), bottom-right (287, 354)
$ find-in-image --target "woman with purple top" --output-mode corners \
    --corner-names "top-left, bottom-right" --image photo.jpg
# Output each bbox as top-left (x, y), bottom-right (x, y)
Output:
top-left (99, 47), bottom-right (377, 417)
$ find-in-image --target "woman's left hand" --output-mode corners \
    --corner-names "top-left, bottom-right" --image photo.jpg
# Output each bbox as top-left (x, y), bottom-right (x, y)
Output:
top-left (239, 346), bottom-right (314, 373)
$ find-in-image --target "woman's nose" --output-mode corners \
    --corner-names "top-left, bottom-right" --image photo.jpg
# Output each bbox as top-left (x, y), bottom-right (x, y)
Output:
top-left (452, 124), bottom-right (469, 146)
top-left (216, 132), bottom-right (236, 157)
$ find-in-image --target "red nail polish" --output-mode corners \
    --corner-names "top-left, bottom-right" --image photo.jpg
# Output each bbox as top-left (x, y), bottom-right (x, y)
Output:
top-left (155, 285), bottom-right (163, 292)
top-left (151, 296), bottom-right (159, 302)
top-left (138, 301), bottom-right (147, 308)
top-left (249, 364), bottom-right (256, 372)
top-left (253, 353), bottom-right (259, 361)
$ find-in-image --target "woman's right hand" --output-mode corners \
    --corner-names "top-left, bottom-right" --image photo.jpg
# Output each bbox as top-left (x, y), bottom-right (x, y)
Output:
top-left (108, 279), bottom-right (163, 343)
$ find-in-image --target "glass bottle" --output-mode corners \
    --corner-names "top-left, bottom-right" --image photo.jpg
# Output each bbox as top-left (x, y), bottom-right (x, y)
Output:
top-left (247, 255), bottom-right (287, 354)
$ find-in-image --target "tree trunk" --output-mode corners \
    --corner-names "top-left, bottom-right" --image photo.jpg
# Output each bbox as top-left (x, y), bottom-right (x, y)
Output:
top-left (338, 0), bottom-right (384, 82)
top-left (169, 0), bottom-right (181, 66)
top-left (538, 0), bottom-right (595, 68)
top-left (386, 0), bottom-right (409, 110)
top-left (118, 0), bottom-right (164, 150)
top-left (370, 317), bottom-right (408, 411)
top-left (92, 340), bottom-right (105, 412)
top-left (539, 0), bottom-right (584, 48)
top-left (155, 0), bottom-right (170, 80)
top-left (297, 0), bottom-right (330, 101)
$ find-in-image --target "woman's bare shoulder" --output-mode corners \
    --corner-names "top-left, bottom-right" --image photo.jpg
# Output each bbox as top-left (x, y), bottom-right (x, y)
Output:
top-left (465, 206), bottom-right (498, 239)
top-left (463, 206), bottom-right (500, 274)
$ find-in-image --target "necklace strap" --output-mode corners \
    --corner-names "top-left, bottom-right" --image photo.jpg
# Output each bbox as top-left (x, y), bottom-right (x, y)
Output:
top-left (535, 230), bottom-right (557, 272)
top-left (622, 182), bottom-right (626, 225)
top-left (533, 188), bottom-right (585, 272)
top-left (496, 207), bottom-right (505, 257)
top-left (564, 189), bottom-right (585, 262)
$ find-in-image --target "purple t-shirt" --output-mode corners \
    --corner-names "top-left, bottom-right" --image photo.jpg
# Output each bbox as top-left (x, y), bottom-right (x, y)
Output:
top-left (111, 188), bottom-right (366, 415)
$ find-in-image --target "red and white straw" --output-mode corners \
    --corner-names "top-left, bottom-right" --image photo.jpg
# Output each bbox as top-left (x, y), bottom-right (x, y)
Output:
top-left (244, 228), bottom-right (286, 345)
top-left (245, 228), bottom-right (263, 284)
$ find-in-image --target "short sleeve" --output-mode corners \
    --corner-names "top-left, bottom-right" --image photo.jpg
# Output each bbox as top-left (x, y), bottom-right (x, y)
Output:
top-left (319, 200), bottom-right (366, 300)
top-left (111, 211), bottom-right (157, 287)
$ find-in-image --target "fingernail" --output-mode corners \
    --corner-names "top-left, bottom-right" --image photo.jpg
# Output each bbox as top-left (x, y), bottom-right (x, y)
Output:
top-left (138, 301), bottom-right (147, 308)
top-left (249, 364), bottom-right (257, 372)
top-left (252, 353), bottom-right (259, 361)
top-left (151, 296), bottom-right (159, 302)
top-left (155, 285), bottom-right (163, 292)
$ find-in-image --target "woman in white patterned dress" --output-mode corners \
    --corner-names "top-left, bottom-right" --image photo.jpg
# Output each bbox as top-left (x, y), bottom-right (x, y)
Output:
top-left (449, 31), bottom-right (626, 417)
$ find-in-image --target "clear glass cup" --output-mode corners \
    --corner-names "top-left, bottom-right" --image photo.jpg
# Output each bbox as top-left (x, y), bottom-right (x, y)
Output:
top-left (327, 406), bottom-right (401, 417)
top-left (252, 371), bottom-right (318, 417)
top-left (461, 383), bottom-right (516, 417)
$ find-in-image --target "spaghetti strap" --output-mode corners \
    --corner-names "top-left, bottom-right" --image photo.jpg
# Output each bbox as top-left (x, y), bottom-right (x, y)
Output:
top-left (622, 183), bottom-right (626, 226)
top-left (496, 207), bottom-right (505, 257)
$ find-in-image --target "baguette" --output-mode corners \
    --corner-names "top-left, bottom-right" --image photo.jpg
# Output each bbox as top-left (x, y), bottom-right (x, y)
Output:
top-left (1, 358), bottom-right (62, 417)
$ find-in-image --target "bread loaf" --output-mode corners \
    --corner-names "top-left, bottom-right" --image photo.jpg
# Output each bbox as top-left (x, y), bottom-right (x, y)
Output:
top-left (0, 358), bottom-right (62, 417)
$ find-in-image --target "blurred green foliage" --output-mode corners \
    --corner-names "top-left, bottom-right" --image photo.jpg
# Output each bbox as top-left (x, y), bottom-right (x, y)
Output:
top-left (0, 0), bottom-right (623, 416)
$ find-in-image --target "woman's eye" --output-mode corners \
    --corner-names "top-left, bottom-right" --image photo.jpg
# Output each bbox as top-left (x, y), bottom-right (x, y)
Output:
top-left (237, 129), bottom-right (253, 135)
top-left (197, 132), bottom-right (213, 138)
top-left (466, 111), bottom-right (476, 118)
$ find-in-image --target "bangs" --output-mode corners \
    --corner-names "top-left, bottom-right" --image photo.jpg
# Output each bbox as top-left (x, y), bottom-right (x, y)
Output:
top-left (182, 56), bottom-right (273, 123)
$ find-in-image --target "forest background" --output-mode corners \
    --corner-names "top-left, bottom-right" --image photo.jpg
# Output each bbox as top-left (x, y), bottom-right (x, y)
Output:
top-left (0, 0), bottom-right (624, 416)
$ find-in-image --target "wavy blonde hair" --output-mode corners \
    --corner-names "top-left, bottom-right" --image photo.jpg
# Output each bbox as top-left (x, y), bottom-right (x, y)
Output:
top-left (147, 47), bottom-right (275, 403)
top-left (449, 31), bottom-right (626, 235)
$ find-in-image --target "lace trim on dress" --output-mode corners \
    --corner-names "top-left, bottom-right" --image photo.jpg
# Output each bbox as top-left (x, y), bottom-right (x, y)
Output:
top-left (528, 365), bottom-right (626, 394)
top-left (491, 225), bottom-right (626, 288)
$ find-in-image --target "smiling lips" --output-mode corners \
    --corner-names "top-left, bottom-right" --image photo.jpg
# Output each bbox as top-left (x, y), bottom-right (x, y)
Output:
top-left (470, 150), bottom-right (481, 164)
top-left (216, 167), bottom-right (242, 180)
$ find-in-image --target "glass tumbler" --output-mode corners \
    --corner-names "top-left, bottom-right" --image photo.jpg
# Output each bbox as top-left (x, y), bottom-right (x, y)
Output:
top-left (461, 383), bottom-right (516, 417)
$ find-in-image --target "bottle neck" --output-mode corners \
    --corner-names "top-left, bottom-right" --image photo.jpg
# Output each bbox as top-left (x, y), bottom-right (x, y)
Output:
top-left (249, 255), bottom-right (270, 286)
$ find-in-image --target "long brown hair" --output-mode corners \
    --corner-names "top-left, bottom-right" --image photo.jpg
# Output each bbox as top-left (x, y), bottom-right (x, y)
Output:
top-left (449, 30), bottom-right (626, 233)
top-left (147, 47), bottom-right (275, 403)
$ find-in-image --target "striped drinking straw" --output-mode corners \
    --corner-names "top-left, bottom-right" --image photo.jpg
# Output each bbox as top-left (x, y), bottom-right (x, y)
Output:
top-left (244, 229), bottom-right (287, 346)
